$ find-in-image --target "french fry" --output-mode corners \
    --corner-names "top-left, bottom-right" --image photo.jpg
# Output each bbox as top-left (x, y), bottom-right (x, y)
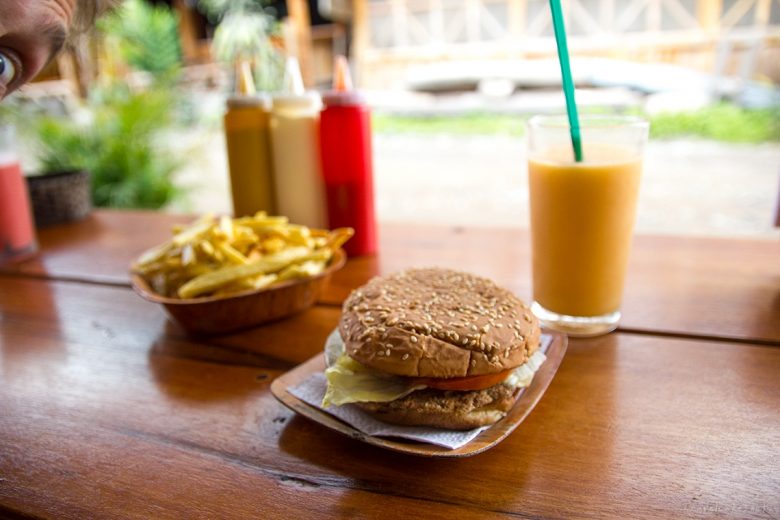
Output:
top-left (177, 247), bottom-right (320, 299)
top-left (276, 260), bottom-right (327, 283)
top-left (217, 242), bottom-right (248, 265)
top-left (131, 213), bottom-right (352, 299)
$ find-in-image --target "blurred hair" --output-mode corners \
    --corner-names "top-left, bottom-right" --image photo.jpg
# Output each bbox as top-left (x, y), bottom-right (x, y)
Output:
top-left (72, 0), bottom-right (121, 34)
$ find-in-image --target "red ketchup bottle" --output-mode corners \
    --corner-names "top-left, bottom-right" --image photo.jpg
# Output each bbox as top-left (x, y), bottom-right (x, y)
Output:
top-left (319, 56), bottom-right (377, 256)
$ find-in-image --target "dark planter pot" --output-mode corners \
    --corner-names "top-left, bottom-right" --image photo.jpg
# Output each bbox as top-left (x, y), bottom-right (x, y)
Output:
top-left (25, 169), bottom-right (92, 227)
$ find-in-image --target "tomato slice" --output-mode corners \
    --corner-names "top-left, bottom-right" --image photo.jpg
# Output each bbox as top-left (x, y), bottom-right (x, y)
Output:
top-left (414, 368), bottom-right (513, 391)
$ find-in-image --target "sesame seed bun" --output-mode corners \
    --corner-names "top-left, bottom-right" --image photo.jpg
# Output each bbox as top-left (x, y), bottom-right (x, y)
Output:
top-left (338, 268), bottom-right (541, 379)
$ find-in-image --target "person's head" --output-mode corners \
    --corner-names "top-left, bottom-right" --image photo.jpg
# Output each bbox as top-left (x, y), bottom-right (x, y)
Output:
top-left (0, 0), bottom-right (116, 100)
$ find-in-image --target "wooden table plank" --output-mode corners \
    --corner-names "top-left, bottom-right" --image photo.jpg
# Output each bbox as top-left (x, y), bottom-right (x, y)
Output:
top-left (3, 210), bottom-right (777, 343)
top-left (1, 278), bottom-right (778, 519)
top-left (0, 277), bottom-right (341, 370)
top-left (0, 413), bottom-right (500, 520)
top-left (0, 210), bottom-right (192, 285)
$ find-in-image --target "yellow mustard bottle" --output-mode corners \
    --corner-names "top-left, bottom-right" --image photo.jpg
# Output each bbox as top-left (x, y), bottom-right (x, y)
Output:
top-left (224, 62), bottom-right (276, 217)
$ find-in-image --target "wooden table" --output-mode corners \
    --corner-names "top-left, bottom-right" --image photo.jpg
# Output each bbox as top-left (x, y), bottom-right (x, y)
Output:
top-left (1, 210), bottom-right (778, 519)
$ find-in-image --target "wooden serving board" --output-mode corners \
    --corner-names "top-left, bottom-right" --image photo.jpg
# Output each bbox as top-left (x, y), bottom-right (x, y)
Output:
top-left (271, 330), bottom-right (567, 457)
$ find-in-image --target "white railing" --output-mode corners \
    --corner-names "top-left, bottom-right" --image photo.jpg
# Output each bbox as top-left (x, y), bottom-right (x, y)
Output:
top-left (358, 0), bottom-right (780, 53)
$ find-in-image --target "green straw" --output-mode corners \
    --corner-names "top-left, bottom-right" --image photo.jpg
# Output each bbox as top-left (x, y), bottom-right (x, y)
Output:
top-left (549, 0), bottom-right (583, 162)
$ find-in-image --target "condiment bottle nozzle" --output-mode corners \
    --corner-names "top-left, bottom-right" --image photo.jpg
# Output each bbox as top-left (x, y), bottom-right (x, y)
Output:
top-left (333, 55), bottom-right (353, 92)
top-left (282, 56), bottom-right (305, 95)
top-left (237, 60), bottom-right (256, 96)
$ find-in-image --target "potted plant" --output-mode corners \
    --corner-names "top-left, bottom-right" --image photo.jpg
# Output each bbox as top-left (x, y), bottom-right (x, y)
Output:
top-left (29, 84), bottom-right (183, 219)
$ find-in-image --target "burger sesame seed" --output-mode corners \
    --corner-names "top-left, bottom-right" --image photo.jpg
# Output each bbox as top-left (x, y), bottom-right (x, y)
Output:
top-left (481, 324), bottom-right (491, 333)
top-left (385, 349), bottom-right (391, 356)
top-left (461, 337), bottom-right (468, 346)
top-left (402, 353), bottom-right (409, 360)
top-left (377, 350), bottom-right (384, 356)
top-left (495, 323), bottom-right (503, 328)
top-left (410, 336), bottom-right (418, 343)
top-left (386, 317), bottom-right (398, 326)
top-left (451, 332), bottom-right (460, 341)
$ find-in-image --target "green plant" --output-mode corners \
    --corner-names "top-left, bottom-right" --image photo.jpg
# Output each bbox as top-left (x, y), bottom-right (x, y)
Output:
top-left (198, 0), bottom-right (284, 92)
top-left (99, 0), bottom-right (182, 83)
top-left (648, 103), bottom-right (780, 143)
top-left (35, 85), bottom-right (183, 209)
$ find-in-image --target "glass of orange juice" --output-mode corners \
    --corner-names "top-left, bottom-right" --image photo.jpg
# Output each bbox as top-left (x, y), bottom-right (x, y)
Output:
top-left (528, 115), bottom-right (649, 336)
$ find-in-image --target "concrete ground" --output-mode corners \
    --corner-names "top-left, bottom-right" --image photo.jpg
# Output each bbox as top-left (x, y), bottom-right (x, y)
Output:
top-left (172, 130), bottom-right (780, 239)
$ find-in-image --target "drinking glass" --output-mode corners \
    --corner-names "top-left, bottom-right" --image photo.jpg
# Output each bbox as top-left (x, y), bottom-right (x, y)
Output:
top-left (528, 115), bottom-right (649, 336)
top-left (0, 124), bottom-right (37, 265)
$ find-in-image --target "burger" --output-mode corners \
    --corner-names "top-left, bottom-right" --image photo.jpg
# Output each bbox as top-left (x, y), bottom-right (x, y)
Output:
top-left (322, 267), bottom-right (545, 430)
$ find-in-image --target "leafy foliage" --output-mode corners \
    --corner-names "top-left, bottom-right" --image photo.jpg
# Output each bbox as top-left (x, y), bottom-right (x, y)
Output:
top-left (197, 0), bottom-right (284, 92)
top-left (35, 85), bottom-right (182, 209)
top-left (99, 0), bottom-right (182, 82)
top-left (648, 103), bottom-right (780, 143)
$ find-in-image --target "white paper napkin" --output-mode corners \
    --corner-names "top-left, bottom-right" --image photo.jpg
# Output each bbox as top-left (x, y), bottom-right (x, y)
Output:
top-left (289, 334), bottom-right (553, 450)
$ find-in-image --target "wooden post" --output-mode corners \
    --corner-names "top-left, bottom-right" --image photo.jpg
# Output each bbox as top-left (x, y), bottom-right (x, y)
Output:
top-left (351, 0), bottom-right (369, 86)
top-left (697, 0), bottom-right (722, 31)
top-left (507, 0), bottom-right (527, 42)
top-left (754, 0), bottom-right (771, 25)
top-left (287, 0), bottom-right (315, 87)
top-left (173, 0), bottom-right (200, 64)
top-left (465, 0), bottom-right (480, 43)
top-left (647, 0), bottom-right (662, 33)
top-left (391, 0), bottom-right (407, 47)
top-left (429, 0), bottom-right (445, 46)
top-left (600, 0), bottom-right (615, 35)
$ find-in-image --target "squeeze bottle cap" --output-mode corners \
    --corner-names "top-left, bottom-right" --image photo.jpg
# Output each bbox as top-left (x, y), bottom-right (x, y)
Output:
top-left (272, 56), bottom-right (320, 111)
top-left (333, 55), bottom-right (353, 92)
top-left (322, 55), bottom-right (364, 106)
top-left (237, 61), bottom-right (256, 96)
top-left (227, 61), bottom-right (270, 109)
top-left (282, 56), bottom-right (305, 95)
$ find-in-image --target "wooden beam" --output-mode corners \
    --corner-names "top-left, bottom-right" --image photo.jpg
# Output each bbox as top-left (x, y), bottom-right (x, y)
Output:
top-left (173, 0), bottom-right (200, 64)
top-left (429, 0), bottom-right (445, 45)
top-left (754, 0), bottom-right (771, 25)
top-left (697, 0), bottom-right (722, 31)
top-left (351, 0), bottom-right (369, 85)
top-left (507, 0), bottom-right (527, 42)
top-left (287, 0), bottom-right (315, 87)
